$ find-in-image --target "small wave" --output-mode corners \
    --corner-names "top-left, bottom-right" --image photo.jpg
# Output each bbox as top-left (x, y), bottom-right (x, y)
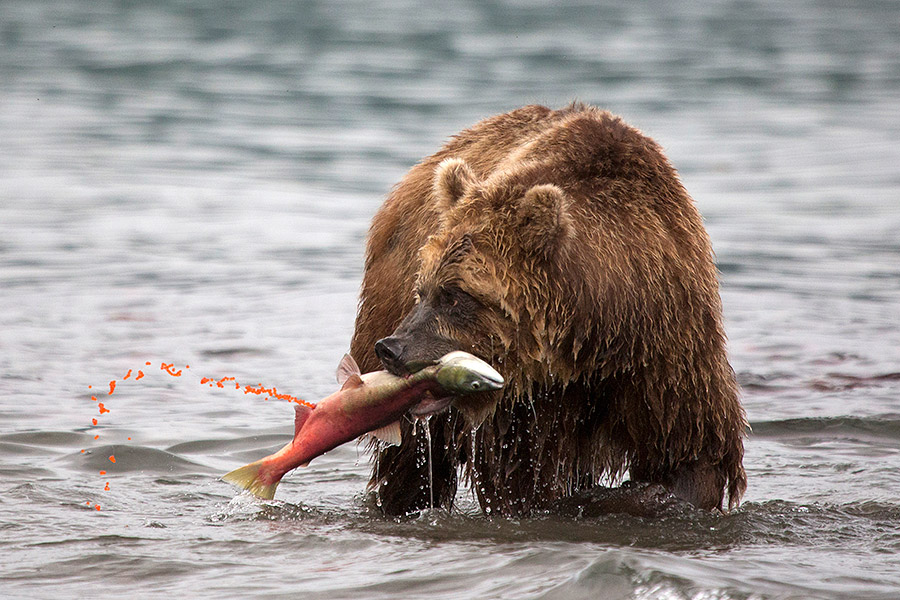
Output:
top-left (0, 441), bottom-right (56, 457)
top-left (207, 434), bottom-right (291, 466)
top-left (199, 347), bottom-right (273, 358)
top-left (26, 534), bottom-right (150, 549)
top-left (808, 372), bottom-right (900, 392)
top-left (0, 430), bottom-right (86, 447)
top-left (67, 444), bottom-right (216, 474)
top-left (750, 415), bottom-right (900, 441)
top-left (166, 438), bottom-right (245, 454)
top-left (167, 433), bottom-right (287, 456)
top-left (308, 496), bottom-right (900, 558)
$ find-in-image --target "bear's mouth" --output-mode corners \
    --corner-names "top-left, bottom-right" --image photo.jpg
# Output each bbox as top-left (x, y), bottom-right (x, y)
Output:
top-left (375, 330), bottom-right (461, 378)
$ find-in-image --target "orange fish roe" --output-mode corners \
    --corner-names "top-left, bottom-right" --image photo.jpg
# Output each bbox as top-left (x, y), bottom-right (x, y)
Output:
top-left (242, 383), bottom-right (315, 407)
top-left (82, 359), bottom-right (313, 505)
top-left (195, 368), bottom-right (311, 404)
top-left (162, 363), bottom-right (182, 377)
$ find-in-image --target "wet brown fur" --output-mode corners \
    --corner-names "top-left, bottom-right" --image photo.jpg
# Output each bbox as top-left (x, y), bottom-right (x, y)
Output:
top-left (350, 104), bottom-right (747, 516)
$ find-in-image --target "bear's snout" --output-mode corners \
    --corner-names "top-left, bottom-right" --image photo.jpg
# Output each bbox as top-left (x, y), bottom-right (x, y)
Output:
top-left (374, 336), bottom-right (407, 373)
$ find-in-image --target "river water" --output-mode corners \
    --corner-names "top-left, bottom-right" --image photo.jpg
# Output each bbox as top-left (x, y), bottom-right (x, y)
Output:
top-left (2, 1), bottom-right (899, 598)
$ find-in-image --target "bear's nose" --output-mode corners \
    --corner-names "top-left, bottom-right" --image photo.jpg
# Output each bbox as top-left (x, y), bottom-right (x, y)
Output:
top-left (374, 336), bottom-right (405, 367)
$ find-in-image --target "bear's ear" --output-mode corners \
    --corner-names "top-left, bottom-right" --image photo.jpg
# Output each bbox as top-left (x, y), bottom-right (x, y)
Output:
top-left (516, 184), bottom-right (572, 256)
top-left (433, 157), bottom-right (477, 210)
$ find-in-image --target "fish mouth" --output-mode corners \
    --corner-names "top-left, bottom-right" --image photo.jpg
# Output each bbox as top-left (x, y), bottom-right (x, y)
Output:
top-left (409, 393), bottom-right (455, 417)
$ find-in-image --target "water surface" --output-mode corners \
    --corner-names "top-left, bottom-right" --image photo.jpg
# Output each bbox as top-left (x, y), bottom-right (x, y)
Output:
top-left (2, 1), bottom-right (900, 598)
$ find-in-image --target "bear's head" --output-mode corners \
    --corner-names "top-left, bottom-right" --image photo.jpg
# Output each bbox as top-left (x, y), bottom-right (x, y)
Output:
top-left (375, 157), bottom-right (576, 422)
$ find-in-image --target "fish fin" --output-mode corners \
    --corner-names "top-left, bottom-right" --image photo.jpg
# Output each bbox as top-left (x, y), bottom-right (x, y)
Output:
top-left (336, 353), bottom-right (361, 384)
top-left (340, 374), bottom-right (364, 391)
top-left (294, 403), bottom-right (313, 437)
top-left (222, 460), bottom-right (279, 500)
top-left (299, 461), bottom-right (310, 468)
top-left (366, 421), bottom-right (402, 446)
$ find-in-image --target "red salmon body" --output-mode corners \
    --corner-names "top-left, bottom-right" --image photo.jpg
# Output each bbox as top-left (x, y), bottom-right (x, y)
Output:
top-left (222, 358), bottom-right (445, 499)
top-left (254, 376), bottom-right (442, 488)
top-left (222, 351), bottom-right (503, 500)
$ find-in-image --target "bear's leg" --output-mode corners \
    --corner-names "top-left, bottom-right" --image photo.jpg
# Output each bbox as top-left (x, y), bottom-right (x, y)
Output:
top-left (369, 415), bottom-right (460, 516)
top-left (662, 457), bottom-right (727, 511)
top-left (630, 454), bottom-right (726, 512)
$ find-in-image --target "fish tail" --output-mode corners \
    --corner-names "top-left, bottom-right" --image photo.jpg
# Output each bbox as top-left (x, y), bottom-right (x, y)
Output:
top-left (222, 459), bottom-right (280, 500)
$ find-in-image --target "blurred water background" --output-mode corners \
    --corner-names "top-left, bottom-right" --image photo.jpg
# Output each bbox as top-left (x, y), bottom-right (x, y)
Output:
top-left (1, 0), bottom-right (899, 598)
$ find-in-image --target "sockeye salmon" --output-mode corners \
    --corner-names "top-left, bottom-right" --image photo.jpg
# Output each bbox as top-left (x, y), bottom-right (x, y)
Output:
top-left (222, 351), bottom-right (504, 500)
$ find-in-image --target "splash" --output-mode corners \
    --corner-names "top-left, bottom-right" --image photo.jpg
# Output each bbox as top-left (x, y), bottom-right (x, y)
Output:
top-left (82, 360), bottom-right (313, 511)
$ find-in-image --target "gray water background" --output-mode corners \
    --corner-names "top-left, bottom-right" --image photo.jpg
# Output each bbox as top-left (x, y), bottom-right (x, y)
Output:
top-left (1, 0), bottom-right (899, 598)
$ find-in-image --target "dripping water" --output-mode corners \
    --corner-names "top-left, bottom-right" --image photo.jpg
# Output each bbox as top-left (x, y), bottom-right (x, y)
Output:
top-left (418, 416), bottom-right (434, 510)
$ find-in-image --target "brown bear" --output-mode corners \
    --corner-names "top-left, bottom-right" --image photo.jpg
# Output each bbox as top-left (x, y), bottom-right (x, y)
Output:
top-left (349, 103), bottom-right (746, 517)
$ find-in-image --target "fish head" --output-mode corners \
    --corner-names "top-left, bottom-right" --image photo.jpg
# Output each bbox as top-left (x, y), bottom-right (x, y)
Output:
top-left (408, 351), bottom-right (504, 418)
top-left (434, 351), bottom-right (504, 394)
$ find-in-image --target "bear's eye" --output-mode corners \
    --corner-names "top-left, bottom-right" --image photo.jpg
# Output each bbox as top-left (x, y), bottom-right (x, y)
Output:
top-left (438, 286), bottom-right (477, 317)
top-left (438, 287), bottom-right (457, 306)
